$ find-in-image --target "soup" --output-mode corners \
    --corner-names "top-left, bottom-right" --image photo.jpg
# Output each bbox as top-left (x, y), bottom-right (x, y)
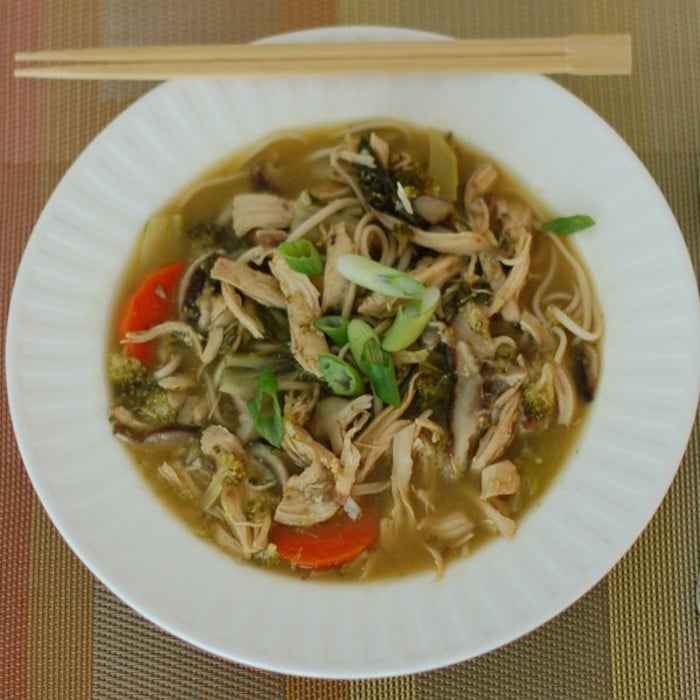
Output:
top-left (108, 120), bottom-right (601, 579)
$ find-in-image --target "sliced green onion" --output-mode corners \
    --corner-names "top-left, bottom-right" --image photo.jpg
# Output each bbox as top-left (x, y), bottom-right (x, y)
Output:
top-left (361, 340), bottom-right (400, 406)
top-left (247, 368), bottom-right (283, 447)
top-left (381, 286), bottom-right (440, 352)
top-left (336, 254), bottom-right (424, 299)
top-left (278, 239), bottom-right (323, 275)
top-left (314, 315), bottom-right (350, 346)
top-left (347, 319), bottom-right (378, 368)
top-left (347, 319), bottom-right (400, 405)
top-left (541, 214), bottom-right (595, 235)
top-left (317, 354), bottom-right (364, 397)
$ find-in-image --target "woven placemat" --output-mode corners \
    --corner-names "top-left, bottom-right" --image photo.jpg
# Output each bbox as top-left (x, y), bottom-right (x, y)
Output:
top-left (2, 2), bottom-right (698, 698)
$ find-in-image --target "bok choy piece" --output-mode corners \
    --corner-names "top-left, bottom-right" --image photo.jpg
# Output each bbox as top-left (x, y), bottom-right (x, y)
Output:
top-left (247, 369), bottom-right (283, 447)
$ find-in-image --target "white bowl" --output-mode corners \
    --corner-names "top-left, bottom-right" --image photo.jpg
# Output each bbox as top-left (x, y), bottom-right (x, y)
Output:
top-left (6, 27), bottom-right (700, 678)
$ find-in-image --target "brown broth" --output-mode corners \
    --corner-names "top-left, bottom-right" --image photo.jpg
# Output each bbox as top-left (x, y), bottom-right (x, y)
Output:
top-left (110, 120), bottom-right (597, 580)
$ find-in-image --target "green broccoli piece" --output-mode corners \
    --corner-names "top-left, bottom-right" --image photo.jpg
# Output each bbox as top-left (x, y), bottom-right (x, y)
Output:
top-left (522, 363), bottom-right (556, 420)
top-left (109, 352), bottom-right (176, 424)
top-left (186, 222), bottom-right (228, 259)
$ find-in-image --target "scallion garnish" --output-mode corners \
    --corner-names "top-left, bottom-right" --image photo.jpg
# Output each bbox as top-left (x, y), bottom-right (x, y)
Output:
top-left (336, 254), bottom-right (424, 299)
top-left (317, 354), bottom-right (364, 397)
top-left (361, 339), bottom-right (400, 406)
top-left (278, 239), bottom-right (323, 275)
top-left (347, 319), bottom-right (378, 368)
top-left (247, 368), bottom-right (283, 447)
top-left (347, 320), bottom-right (400, 405)
top-left (381, 286), bottom-right (440, 352)
top-left (541, 214), bottom-right (595, 235)
top-left (314, 315), bottom-right (350, 346)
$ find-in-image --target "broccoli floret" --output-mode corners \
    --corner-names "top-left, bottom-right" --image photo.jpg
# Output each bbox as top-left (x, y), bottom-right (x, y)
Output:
top-left (391, 156), bottom-right (438, 198)
top-left (186, 222), bottom-right (229, 259)
top-left (109, 352), bottom-right (176, 424)
top-left (414, 360), bottom-right (452, 422)
top-left (216, 451), bottom-right (247, 486)
top-left (522, 363), bottom-right (556, 420)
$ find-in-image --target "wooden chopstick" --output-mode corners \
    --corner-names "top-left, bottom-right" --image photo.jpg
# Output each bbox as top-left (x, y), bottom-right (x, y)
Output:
top-left (14, 35), bottom-right (632, 80)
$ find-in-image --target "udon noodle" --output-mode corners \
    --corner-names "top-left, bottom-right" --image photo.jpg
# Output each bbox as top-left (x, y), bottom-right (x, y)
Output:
top-left (108, 121), bottom-right (601, 579)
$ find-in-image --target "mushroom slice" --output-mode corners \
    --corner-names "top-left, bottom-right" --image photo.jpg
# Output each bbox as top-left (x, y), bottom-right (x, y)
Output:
top-left (450, 342), bottom-right (484, 473)
top-left (413, 195), bottom-right (455, 224)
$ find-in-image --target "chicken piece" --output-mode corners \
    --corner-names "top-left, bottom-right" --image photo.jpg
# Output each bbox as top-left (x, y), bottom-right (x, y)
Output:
top-left (411, 228), bottom-right (497, 256)
top-left (478, 497), bottom-right (516, 538)
top-left (220, 283), bottom-right (264, 339)
top-left (471, 388), bottom-right (521, 472)
top-left (478, 250), bottom-right (519, 323)
top-left (269, 252), bottom-right (329, 377)
top-left (220, 485), bottom-right (272, 558)
top-left (480, 459), bottom-right (521, 499)
top-left (487, 231), bottom-right (532, 320)
top-left (450, 342), bottom-right (484, 473)
top-left (379, 422), bottom-right (418, 550)
top-left (419, 510), bottom-right (475, 576)
top-left (465, 163), bottom-right (498, 204)
top-left (322, 222), bottom-right (354, 312)
top-left (463, 163), bottom-right (498, 238)
top-left (210, 256), bottom-right (286, 309)
top-left (201, 424), bottom-right (247, 461)
top-left (355, 374), bottom-right (418, 482)
top-left (232, 193), bottom-right (294, 237)
top-left (274, 461), bottom-right (339, 527)
top-left (311, 395), bottom-right (373, 456)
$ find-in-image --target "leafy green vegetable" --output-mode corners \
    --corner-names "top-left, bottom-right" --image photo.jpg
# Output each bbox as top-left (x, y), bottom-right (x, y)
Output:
top-left (247, 369), bottom-right (283, 447)
top-left (314, 315), bottom-right (350, 346)
top-left (354, 135), bottom-right (417, 223)
top-left (318, 354), bottom-right (364, 396)
top-left (277, 239), bottom-right (323, 275)
top-left (541, 214), bottom-right (595, 235)
top-left (336, 254), bottom-right (424, 299)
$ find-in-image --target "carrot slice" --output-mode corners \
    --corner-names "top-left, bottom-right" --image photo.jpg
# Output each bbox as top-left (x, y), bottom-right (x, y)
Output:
top-left (270, 508), bottom-right (379, 569)
top-left (117, 260), bottom-right (185, 366)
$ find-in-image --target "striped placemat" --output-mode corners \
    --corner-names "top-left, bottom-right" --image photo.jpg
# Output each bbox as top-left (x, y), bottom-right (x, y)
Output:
top-left (2, 2), bottom-right (698, 698)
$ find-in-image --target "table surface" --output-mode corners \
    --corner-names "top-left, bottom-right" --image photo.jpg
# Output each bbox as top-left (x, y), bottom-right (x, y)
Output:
top-left (2, 2), bottom-right (699, 698)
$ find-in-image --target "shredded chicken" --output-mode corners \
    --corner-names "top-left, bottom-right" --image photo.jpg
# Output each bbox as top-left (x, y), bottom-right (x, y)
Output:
top-left (232, 193), bottom-right (294, 236)
top-left (269, 252), bottom-right (329, 377)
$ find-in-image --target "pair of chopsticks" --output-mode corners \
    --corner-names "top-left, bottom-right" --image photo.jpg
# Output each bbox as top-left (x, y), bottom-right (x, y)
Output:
top-left (14, 34), bottom-right (631, 80)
